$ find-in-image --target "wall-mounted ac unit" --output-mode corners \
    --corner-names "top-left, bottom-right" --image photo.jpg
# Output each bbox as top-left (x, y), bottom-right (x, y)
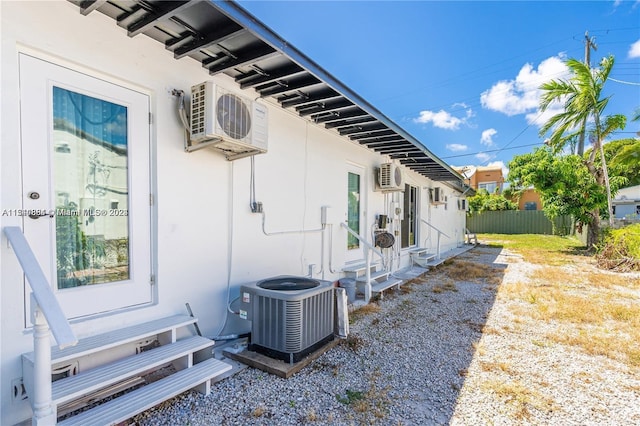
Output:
top-left (429, 187), bottom-right (445, 204)
top-left (187, 82), bottom-right (268, 160)
top-left (378, 163), bottom-right (404, 191)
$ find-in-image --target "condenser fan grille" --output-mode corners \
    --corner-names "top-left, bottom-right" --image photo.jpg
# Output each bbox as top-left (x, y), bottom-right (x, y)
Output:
top-left (217, 93), bottom-right (251, 140)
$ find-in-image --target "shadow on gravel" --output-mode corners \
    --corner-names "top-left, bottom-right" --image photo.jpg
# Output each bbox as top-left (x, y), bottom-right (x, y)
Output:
top-left (382, 243), bottom-right (508, 424)
top-left (431, 243), bottom-right (508, 423)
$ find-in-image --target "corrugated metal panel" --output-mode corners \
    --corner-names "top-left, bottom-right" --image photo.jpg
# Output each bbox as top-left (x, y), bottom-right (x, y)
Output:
top-left (467, 211), bottom-right (573, 235)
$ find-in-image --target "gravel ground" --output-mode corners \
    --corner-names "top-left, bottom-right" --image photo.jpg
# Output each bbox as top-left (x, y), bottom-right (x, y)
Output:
top-left (133, 244), bottom-right (640, 425)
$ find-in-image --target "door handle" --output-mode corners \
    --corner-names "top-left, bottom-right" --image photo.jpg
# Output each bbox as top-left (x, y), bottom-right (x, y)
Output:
top-left (28, 210), bottom-right (55, 219)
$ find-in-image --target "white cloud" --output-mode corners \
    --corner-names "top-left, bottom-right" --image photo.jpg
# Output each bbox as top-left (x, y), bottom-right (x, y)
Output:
top-left (481, 128), bottom-right (497, 146)
top-left (480, 55), bottom-right (570, 123)
top-left (629, 39), bottom-right (640, 59)
top-left (446, 143), bottom-right (468, 152)
top-left (476, 152), bottom-right (492, 162)
top-left (525, 104), bottom-right (565, 127)
top-left (414, 107), bottom-right (474, 130)
top-left (414, 110), bottom-right (461, 130)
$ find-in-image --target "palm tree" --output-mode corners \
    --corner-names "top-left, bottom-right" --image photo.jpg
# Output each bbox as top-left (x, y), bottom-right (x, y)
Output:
top-left (538, 55), bottom-right (626, 247)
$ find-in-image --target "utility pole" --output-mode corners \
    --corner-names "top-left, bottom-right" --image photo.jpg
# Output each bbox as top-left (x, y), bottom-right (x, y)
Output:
top-left (577, 31), bottom-right (597, 156)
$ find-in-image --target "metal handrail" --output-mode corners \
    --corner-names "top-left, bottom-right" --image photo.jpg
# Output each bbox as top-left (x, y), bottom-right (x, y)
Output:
top-left (420, 219), bottom-right (450, 239)
top-left (340, 222), bottom-right (383, 303)
top-left (3, 227), bottom-right (76, 347)
top-left (4, 226), bottom-right (78, 424)
top-left (420, 219), bottom-right (450, 259)
top-left (340, 222), bottom-right (384, 261)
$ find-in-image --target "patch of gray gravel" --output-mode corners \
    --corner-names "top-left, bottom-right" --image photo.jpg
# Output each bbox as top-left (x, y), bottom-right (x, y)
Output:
top-left (133, 245), bottom-right (640, 425)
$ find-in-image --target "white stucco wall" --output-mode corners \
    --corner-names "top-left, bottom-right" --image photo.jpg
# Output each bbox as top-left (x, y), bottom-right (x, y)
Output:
top-left (0, 2), bottom-right (466, 424)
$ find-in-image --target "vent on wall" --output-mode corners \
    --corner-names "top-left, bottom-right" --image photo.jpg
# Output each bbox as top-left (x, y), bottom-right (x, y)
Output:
top-left (377, 163), bottom-right (404, 191)
top-left (187, 82), bottom-right (268, 160)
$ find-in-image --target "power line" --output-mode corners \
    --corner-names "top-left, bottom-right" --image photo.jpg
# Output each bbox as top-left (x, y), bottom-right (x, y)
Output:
top-left (441, 142), bottom-right (543, 159)
top-left (443, 129), bottom-right (638, 161)
top-left (608, 77), bottom-right (640, 86)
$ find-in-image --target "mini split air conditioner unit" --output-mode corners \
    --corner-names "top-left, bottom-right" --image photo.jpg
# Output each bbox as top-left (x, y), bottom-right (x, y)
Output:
top-left (377, 163), bottom-right (404, 191)
top-left (187, 81), bottom-right (268, 160)
top-left (430, 187), bottom-right (445, 204)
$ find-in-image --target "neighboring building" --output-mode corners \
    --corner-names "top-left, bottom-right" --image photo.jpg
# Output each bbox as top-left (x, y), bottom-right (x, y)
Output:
top-left (518, 188), bottom-right (543, 211)
top-left (453, 165), bottom-right (544, 210)
top-left (453, 165), bottom-right (504, 194)
top-left (0, 2), bottom-right (471, 424)
top-left (613, 185), bottom-right (640, 219)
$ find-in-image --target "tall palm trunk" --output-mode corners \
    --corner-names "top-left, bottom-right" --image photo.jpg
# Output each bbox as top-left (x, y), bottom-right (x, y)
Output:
top-left (598, 139), bottom-right (614, 227)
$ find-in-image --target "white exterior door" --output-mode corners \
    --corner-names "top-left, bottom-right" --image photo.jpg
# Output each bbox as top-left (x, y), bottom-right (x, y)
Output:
top-left (19, 54), bottom-right (152, 319)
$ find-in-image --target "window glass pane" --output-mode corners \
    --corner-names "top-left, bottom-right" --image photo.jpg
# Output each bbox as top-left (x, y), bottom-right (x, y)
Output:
top-left (53, 86), bottom-right (130, 289)
top-left (479, 182), bottom-right (497, 193)
top-left (347, 172), bottom-right (360, 249)
top-left (401, 184), bottom-right (417, 248)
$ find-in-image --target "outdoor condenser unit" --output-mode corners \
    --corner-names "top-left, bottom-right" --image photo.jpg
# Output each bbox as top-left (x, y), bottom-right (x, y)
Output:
top-left (240, 276), bottom-right (335, 364)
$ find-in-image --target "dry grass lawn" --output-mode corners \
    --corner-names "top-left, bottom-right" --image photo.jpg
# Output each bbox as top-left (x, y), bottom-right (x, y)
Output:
top-left (484, 236), bottom-right (640, 367)
top-left (449, 234), bottom-right (640, 423)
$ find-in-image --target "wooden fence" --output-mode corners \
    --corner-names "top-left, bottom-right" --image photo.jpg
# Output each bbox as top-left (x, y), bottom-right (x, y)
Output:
top-left (467, 210), bottom-right (573, 235)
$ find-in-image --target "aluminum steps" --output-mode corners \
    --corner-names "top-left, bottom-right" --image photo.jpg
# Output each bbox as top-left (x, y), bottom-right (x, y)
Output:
top-left (23, 314), bottom-right (198, 365)
top-left (355, 270), bottom-right (390, 283)
top-left (370, 277), bottom-right (403, 295)
top-left (343, 263), bottom-right (402, 299)
top-left (57, 357), bottom-right (231, 426)
top-left (52, 335), bottom-right (214, 406)
top-left (22, 315), bottom-right (231, 425)
top-left (409, 248), bottom-right (438, 268)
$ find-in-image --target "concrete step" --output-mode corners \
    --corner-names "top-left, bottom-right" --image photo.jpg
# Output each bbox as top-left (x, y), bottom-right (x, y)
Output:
top-left (426, 257), bottom-right (447, 268)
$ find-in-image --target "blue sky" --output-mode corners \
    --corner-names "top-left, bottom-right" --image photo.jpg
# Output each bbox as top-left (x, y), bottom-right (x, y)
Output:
top-left (239, 0), bottom-right (640, 175)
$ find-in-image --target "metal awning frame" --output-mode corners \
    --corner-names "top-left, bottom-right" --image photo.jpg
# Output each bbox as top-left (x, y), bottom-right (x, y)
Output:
top-left (72, 0), bottom-right (471, 193)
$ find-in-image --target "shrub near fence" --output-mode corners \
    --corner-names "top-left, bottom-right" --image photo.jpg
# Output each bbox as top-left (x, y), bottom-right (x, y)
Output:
top-left (467, 210), bottom-right (573, 235)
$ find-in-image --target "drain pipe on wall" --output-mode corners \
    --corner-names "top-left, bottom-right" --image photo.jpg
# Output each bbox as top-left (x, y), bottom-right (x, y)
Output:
top-left (250, 141), bottom-right (327, 275)
top-left (327, 223), bottom-right (338, 274)
top-left (260, 206), bottom-right (329, 279)
top-left (260, 208), bottom-right (326, 236)
top-left (212, 160), bottom-right (237, 339)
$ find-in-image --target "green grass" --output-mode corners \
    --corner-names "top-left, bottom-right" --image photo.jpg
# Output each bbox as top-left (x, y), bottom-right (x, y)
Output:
top-left (478, 233), bottom-right (585, 265)
top-left (479, 233), bottom-right (584, 251)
